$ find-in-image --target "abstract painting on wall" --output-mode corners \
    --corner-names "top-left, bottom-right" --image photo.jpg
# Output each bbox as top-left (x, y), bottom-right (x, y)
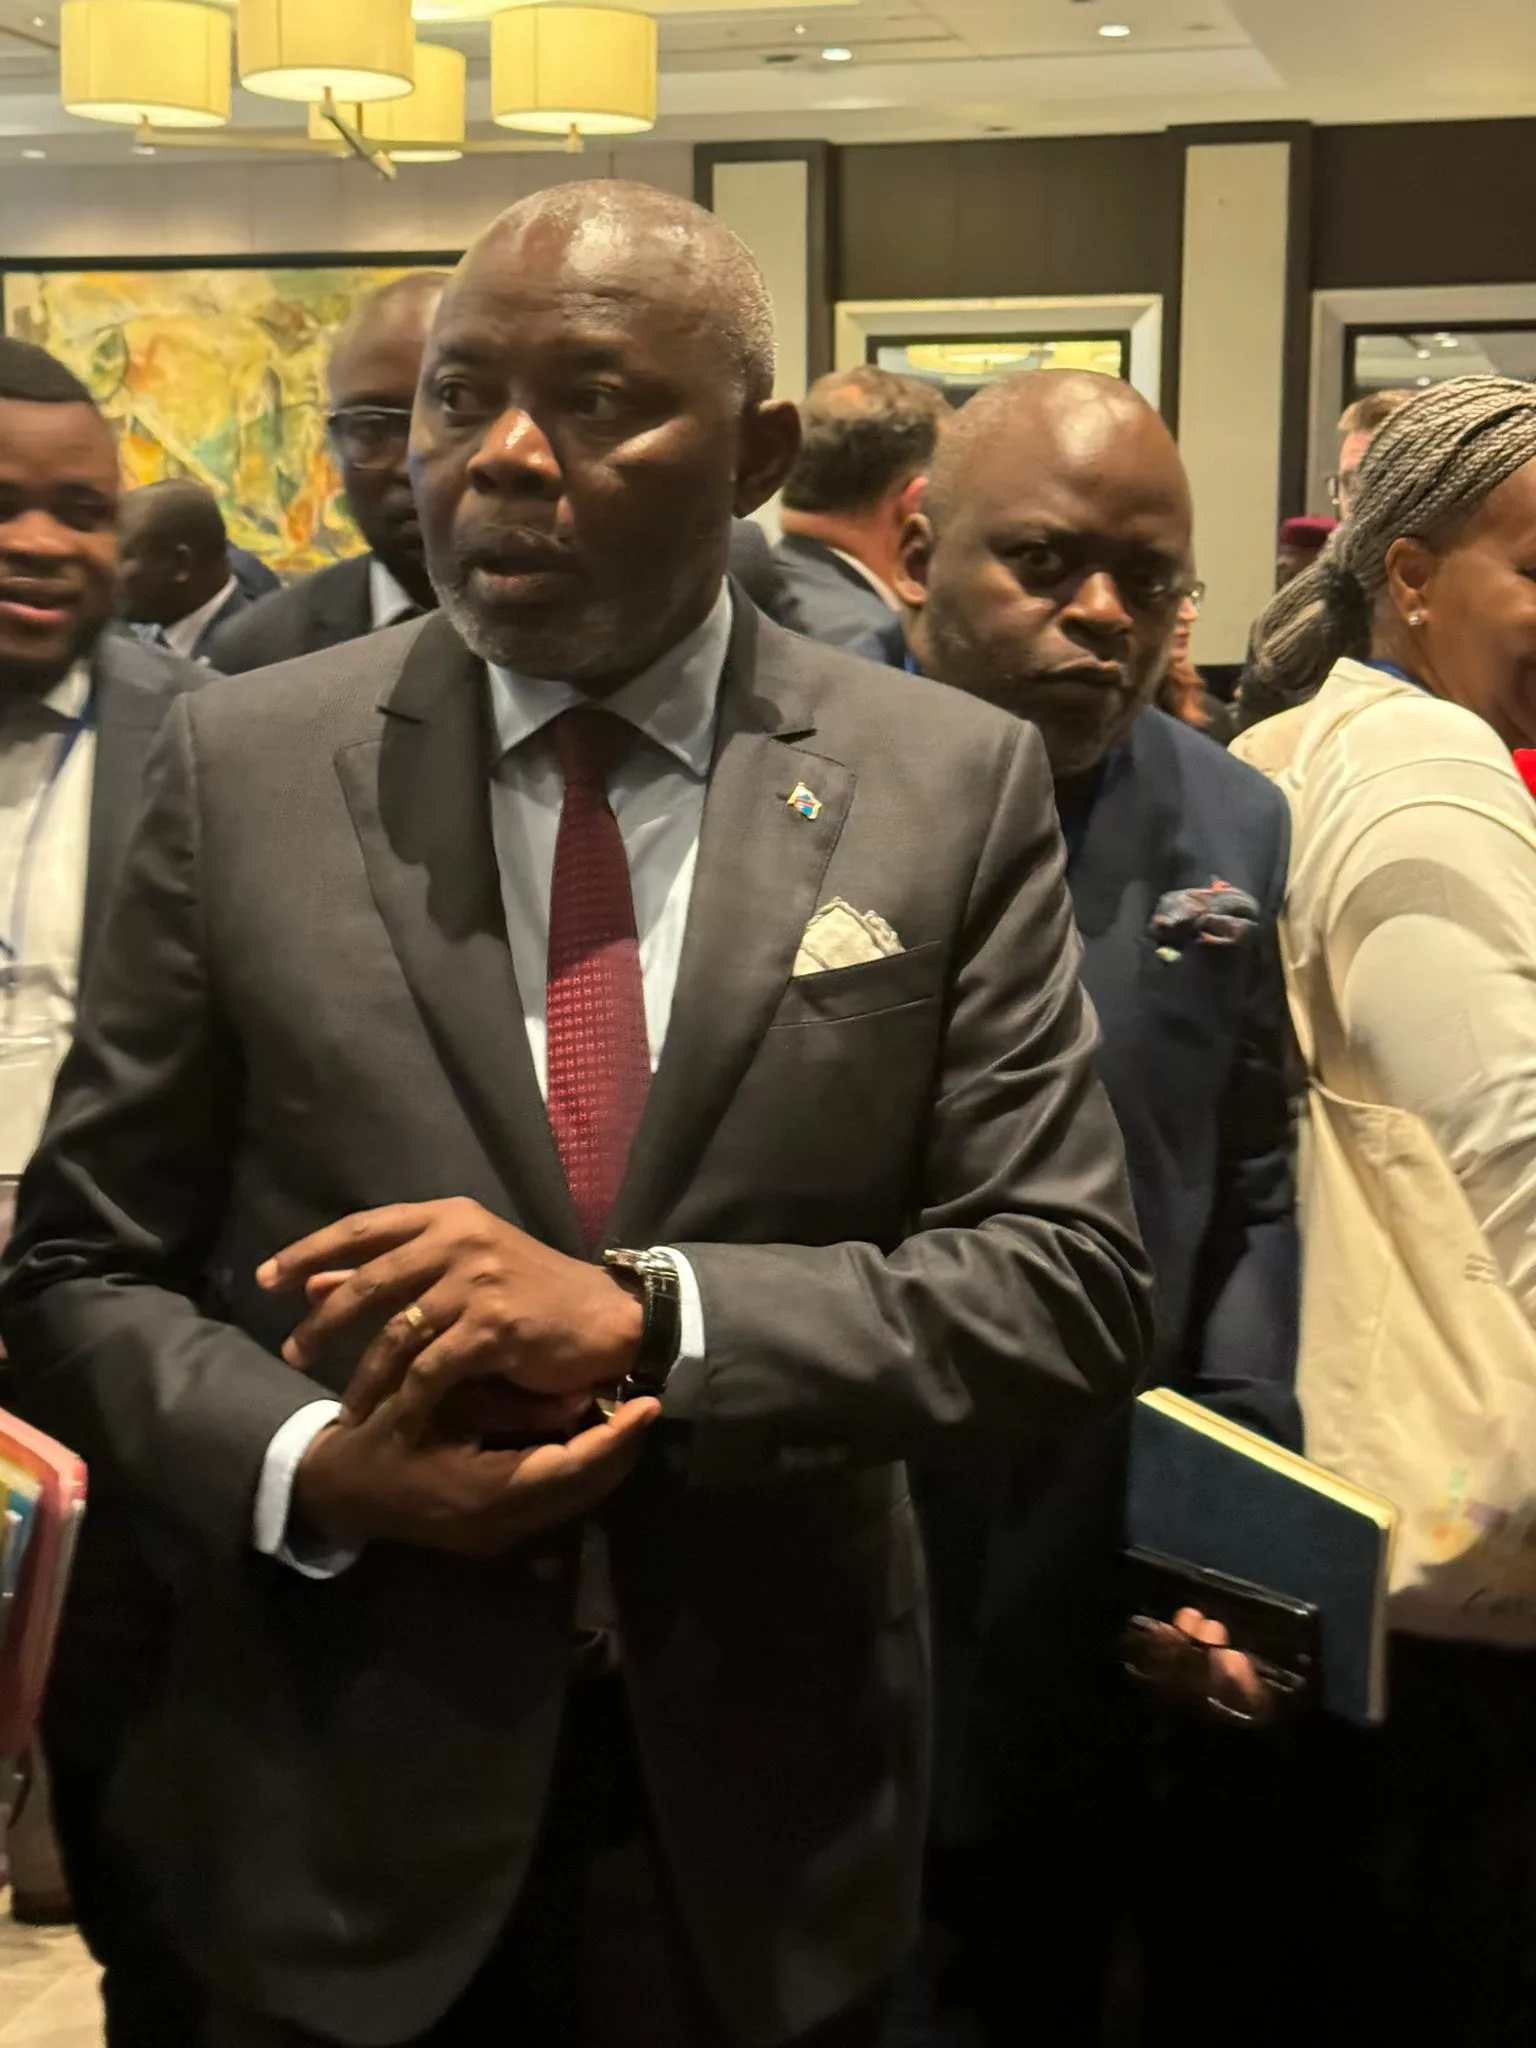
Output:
top-left (3, 262), bottom-right (443, 576)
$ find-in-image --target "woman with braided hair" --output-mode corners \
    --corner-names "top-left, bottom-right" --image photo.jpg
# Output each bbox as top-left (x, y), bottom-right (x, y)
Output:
top-left (1234, 376), bottom-right (1536, 2043)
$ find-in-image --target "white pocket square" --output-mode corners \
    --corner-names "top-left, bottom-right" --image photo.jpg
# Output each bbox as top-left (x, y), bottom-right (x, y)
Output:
top-left (793, 898), bottom-right (905, 976)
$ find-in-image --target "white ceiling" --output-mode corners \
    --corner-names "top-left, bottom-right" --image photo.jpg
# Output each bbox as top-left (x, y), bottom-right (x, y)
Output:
top-left (0, 0), bottom-right (1533, 161)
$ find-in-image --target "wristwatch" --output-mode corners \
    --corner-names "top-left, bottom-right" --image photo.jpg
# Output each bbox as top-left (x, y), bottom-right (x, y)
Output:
top-left (601, 1247), bottom-right (683, 1400)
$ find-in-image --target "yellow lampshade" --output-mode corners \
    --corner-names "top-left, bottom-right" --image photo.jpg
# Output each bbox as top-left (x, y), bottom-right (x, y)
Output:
top-left (411, 0), bottom-right (509, 17)
top-left (62, 0), bottom-right (231, 128)
top-left (310, 40), bottom-right (465, 161)
top-left (492, 5), bottom-right (656, 137)
top-left (239, 0), bottom-right (415, 104)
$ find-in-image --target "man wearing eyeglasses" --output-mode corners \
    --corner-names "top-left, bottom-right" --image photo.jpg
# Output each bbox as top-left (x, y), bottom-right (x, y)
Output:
top-left (889, 369), bottom-right (1302, 2047)
top-left (206, 273), bottom-right (448, 677)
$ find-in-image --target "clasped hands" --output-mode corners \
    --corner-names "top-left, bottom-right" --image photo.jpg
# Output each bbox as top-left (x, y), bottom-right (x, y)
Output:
top-left (257, 1199), bottom-right (659, 1559)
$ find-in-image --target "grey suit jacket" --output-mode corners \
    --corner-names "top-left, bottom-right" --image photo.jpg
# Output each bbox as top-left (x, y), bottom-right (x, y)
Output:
top-left (0, 601), bottom-right (1150, 2047)
top-left (203, 553), bottom-right (375, 675)
top-left (84, 629), bottom-right (205, 974)
top-left (772, 534), bottom-right (907, 666)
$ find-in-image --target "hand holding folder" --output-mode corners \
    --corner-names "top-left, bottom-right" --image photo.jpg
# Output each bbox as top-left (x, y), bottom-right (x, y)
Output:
top-left (1126, 1389), bottom-right (1397, 1726)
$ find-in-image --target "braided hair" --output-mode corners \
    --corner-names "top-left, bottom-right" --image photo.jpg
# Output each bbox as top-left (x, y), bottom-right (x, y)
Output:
top-left (1242, 377), bottom-right (1536, 727)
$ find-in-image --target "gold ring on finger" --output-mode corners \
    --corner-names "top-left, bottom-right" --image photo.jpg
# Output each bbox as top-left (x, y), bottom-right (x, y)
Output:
top-left (402, 1301), bottom-right (431, 1338)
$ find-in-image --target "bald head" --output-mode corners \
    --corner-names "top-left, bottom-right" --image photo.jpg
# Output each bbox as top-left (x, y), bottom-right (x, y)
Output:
top-left (899, 369), bottom-right (1196, 778)
top-left (409, 180), bottom-right (799, 690)
top-left (117, 477), bottom-right (234, 628)
top-left (120, 478), bottom-right (226, 559)
top-left (924, 369), bottom-right (1189, 535)
top-left (327, 270), bottom-right (449, 607)
top-left (446, 181), bottom-right (775, 407)
top-left (328, 270), bottom-right (449, 402)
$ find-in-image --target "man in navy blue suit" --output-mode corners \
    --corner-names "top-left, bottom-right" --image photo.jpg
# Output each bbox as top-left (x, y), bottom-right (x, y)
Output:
top-left (890, 370), bottom-right (1302, 2045)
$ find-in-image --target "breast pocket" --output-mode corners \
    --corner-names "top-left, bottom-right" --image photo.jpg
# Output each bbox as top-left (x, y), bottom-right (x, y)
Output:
top-left (769, 938), bottom-right (947, 1029)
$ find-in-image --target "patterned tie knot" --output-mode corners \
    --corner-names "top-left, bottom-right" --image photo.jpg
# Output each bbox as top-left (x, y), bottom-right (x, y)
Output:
top-left (550, 706), bottom-right (634, 794)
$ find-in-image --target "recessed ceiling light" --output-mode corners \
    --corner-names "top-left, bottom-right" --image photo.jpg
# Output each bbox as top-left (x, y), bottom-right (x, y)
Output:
top-left (821, 45), bottom-right (853, 61)
top-left (794, 20), bottom-right (807, 33)
top-left (1436, 334), bottom-right (1460, 349)
top-left (1099, 23), bottom-right (1133, 37)
top-left (21, 147), bottom-right (45, 160)
top-left (31, 15), bottom-right (45, 26)
top-left (133, 143), bottom-right (157, 156)
top-left (1416, 347), bottom-right (1432, 360)
top-left (1417, 376), bottom-right (1433, 387)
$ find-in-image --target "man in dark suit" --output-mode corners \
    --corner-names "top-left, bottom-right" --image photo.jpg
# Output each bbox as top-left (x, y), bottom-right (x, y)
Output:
top-left (773, 367), bottom-right (949, 667)
top-left (206, 272), bottom-right (448, 675)
top-left (0, 188), bottom-right (1151, 2048)
top-left (0, 338), bottom-right (204, 2043)
top-left (890, 370), bottom-right (1301, 2045)
top-left (116, 479), bottom-right (252, 663)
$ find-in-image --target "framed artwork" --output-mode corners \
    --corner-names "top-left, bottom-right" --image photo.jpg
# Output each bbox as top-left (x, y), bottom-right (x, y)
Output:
top-left (3, 257), bottom-right (456, 577)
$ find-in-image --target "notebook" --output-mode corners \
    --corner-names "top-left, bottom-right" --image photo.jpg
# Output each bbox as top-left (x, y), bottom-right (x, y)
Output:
top-left (0, 1411), bottom-right (87, 1760)
top-left (1127, 1388), bottom-right (1397, 1725)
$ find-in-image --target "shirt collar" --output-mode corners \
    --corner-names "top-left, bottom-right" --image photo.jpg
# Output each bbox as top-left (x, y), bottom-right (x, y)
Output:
top-left (369, 556), bottom-right (419, 632)
top-left (164, 575), bottom-right (238, 660)
top-left (50, 663), bottom-right (91, 719)
top-left (487, 582), bottom-right (732, 779)
top-left (828, 546), bottom-right (899, 612)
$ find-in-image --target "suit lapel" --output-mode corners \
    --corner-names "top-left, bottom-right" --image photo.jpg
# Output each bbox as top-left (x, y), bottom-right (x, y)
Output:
top-left (189, 585), bottom-right (249, 663)
top-left (313, 555), bottom-right (376, 652)
top-left (607, 606), bottom-right (852, 1245)
top-left (81, 643), bottom-right (178, 980)
top-left (334, 615), bottom-right (584, 1254)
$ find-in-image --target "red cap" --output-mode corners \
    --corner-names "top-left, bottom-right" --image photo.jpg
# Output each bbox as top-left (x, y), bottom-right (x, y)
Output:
top-left (1280, 515), bottom-right (1337, 550)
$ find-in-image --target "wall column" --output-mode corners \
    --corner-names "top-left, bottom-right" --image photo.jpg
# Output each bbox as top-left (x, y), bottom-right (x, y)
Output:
top-left (695, 142), bottom-right (833, 403)
top-left (1170, 126), bottom-right (1312, 665)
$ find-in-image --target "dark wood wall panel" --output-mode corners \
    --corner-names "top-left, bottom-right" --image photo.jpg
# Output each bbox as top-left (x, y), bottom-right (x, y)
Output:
top-left (1313, 121), bottom-right (1536, 289)
top-left (836, 134), bottom-right (1175, 302)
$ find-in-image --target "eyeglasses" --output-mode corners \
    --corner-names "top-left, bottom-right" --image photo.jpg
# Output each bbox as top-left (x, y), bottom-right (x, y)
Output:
top-left (1326, 474), bottom-right (1346, 514)
top-left (327, 406), bottom-right (414, 470)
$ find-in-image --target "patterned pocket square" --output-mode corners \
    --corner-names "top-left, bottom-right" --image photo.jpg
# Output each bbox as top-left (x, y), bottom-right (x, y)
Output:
top-left (794, 898), bottom-right (905, 975)
top-left (1151, 879), bottom-right (1260, 956)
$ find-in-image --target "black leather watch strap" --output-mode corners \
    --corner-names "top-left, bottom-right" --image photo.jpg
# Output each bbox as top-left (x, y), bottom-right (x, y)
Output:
top-left (602, 1248), bottom-right (683, 1399)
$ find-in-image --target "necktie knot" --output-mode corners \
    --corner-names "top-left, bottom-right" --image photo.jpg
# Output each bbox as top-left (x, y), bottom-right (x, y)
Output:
top-left (550, 707), bottom-right (634, 794)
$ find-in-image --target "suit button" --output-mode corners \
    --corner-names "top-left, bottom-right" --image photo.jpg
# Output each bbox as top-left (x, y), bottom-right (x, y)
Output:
top-left (531, 1553), bottom-right (563, 1582)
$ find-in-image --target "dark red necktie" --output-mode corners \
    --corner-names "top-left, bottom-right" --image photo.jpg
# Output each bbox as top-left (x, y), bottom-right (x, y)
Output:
top-left (545, 707), bottom-right (651, 1249)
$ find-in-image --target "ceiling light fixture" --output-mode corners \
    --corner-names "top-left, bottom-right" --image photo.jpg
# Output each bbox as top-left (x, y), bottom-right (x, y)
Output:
top-left (21, 147), bottom-right (46, 159)
top-left (238, 0), bottom-right (416, 104)
top-left (410, 0), bottom-right (506, 16)
top-left (310, 39), bottom-right (466, 162)
top-left (1099, 22), bottom-right (1133, 36)
top-left (821, 44), bottom-right (852, 60)
top-left (62, 0), bottom-right (232, 127)
top-left (492, 5), bottom-right (656, 139)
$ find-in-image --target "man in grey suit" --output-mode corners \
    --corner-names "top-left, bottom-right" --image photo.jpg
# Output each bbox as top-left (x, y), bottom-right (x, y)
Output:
top-left (773, 367), bottom-right (949, 667)
top-left (0, 337), bottom-right (205, 2044)
top-left (206, 273), bottom-right (448, 676)
top-left (0, 187), bottom-right (1151, 2048)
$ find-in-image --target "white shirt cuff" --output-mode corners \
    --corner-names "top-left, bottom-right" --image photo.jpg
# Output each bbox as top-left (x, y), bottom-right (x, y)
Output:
top-left (253, 1399), bottom-right (362, 1579)
top-left (653, 1246), bottom-right (706, 1407)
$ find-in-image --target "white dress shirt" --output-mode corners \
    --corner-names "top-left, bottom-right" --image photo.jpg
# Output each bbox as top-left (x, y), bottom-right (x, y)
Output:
top-left (163, 575), bottom-right (239, 662)
top-left (828, 546), bottom-right (899, 612)
top-left (255, 587), bottom-right (731, 1571)
top-left (0, 664), bottom-right (95, 1178)
top-left (368, 556), bottom-right (421, 632)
